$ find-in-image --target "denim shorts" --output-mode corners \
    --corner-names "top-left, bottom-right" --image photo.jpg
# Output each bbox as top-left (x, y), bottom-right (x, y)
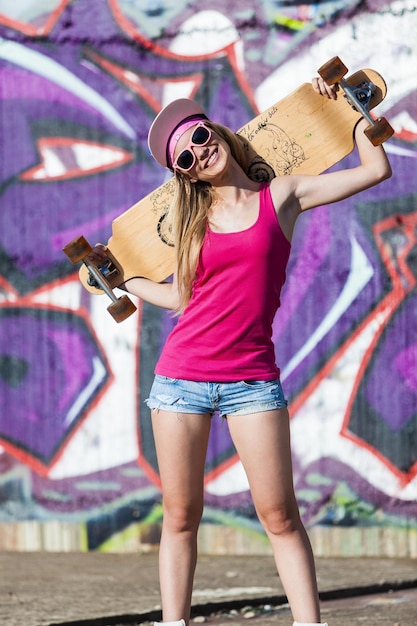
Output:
top-left (145, 375), bottom-right (288, 418)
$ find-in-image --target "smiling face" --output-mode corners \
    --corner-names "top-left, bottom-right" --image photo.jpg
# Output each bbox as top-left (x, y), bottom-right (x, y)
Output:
top-left (172, 122), bottom-right (230, 181)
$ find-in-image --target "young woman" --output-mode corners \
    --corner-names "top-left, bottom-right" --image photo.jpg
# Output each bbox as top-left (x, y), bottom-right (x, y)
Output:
top-left (90, 77), bottom-right (391, 626)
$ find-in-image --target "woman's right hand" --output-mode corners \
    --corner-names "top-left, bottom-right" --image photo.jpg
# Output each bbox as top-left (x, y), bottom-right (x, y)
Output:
top-left (87, 242), bottom-right (108, 263)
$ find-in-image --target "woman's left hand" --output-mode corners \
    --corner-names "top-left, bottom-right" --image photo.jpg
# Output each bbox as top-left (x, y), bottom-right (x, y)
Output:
top-left (312, 76), bottom-right (338, 100)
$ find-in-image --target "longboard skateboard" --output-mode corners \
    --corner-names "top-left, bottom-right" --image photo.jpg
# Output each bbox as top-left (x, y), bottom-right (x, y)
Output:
top-left (63, 57), bottom-right (394, 322)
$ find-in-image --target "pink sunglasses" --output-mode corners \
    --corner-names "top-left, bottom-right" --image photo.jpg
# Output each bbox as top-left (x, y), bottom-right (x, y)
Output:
top-left (172, 123), bottom-right (212, 171)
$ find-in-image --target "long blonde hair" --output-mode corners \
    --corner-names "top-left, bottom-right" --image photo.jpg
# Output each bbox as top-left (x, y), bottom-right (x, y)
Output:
top-left (169, 121), bottom-right (250, 313)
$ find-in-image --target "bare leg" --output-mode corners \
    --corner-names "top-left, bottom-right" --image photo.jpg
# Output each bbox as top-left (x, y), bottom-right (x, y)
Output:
top-left (151, 409), bottom-right (212, 624)
top-left (227, 408), bottom-right (321, 623)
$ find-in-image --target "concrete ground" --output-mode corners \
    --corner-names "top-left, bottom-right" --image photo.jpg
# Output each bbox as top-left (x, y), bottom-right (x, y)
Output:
top-left (1, 552), bottom-right (416, 626)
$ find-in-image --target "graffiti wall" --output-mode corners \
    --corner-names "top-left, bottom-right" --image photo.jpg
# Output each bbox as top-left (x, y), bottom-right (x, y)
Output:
top-left (0, 0), bottom-right (416, 555)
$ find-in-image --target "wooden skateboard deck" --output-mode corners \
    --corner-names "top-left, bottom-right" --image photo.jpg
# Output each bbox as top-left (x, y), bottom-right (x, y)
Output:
top-left (63, 59), bottom-right (393, 320)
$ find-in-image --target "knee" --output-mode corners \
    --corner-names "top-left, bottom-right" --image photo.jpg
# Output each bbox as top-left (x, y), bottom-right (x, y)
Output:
top-left (162, 500), bottom-right (203, 534)
top-left (259, 502), bottom-right (301, 537)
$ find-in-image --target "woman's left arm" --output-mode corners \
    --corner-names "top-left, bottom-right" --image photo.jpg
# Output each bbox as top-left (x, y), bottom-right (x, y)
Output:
top-left (270, 77), bottom-right (392, 240)
top-left (294, 116), bottom-right (392, 212)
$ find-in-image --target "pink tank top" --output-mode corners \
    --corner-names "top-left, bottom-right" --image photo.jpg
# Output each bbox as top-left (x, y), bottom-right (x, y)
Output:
top-left (155, 183), bottom-right (291, 381)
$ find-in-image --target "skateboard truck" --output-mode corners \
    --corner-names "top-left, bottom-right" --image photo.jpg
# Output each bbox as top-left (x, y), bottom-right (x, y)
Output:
top-left (63, 235), bottom-right (137, 323)
top-left (86, 257), bottom-right (119, 289)
top-left (349, 80), bottom-right (375, 110)
top-left (318, 56), bottom-right (394, 145)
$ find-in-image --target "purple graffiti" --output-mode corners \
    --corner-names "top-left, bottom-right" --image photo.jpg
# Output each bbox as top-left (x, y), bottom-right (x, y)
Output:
top-left (0, 0), bottom-right (416, 546)
top-left (0, 306), bottom-right (111, 471)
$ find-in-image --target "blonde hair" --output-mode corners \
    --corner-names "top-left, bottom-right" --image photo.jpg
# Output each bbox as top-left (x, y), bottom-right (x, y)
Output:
top-left (169, 121), bottom-right (250, 313)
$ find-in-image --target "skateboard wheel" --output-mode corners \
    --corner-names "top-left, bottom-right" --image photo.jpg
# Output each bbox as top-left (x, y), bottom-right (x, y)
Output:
top-left (63, 235), bottom-right (92, 264)
top-left (318, 56), bottom-right (348, 85)
top-left (364, 117), bottom-right (395, 146)
top-left (107, 295), bottom-right (137, 323)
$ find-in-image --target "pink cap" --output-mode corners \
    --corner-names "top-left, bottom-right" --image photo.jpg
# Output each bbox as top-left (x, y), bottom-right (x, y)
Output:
top-left (148, 99), bottom-right (207, 168)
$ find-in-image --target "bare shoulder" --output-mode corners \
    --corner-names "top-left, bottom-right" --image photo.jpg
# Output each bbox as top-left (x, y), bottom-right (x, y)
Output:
top-left (269, 175), bottom-right (297, 209)
top-left (269, 176), bottom-right (302, 242)
top-left (269, 175), bottom-right (303, 215)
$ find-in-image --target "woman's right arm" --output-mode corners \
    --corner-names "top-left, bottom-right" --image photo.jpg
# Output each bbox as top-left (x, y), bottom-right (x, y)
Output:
top-left (87, 244), bottom-right (180, 311)
top-left (122, 275), bottom-right (180, 311)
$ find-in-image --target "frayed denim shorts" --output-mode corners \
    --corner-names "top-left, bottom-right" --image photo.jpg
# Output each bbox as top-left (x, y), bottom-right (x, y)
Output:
top-left (145, 375), bottom-right (288, 418)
